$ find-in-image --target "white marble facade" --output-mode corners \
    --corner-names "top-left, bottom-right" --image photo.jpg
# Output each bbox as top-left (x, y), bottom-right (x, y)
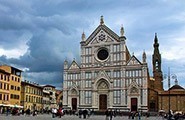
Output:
top-left (63, 16), bottom-right (149, 112)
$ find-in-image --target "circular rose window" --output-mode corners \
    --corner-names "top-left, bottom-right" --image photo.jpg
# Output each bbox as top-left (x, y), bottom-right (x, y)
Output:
top-left (97, 48), bottom-right (109, 61)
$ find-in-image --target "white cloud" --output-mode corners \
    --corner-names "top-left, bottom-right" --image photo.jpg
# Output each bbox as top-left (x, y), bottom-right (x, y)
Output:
top-left (0, 47), bottom-right (28, 58)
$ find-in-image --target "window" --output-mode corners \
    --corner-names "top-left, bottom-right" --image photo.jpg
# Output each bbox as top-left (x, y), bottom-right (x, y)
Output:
top-left (113, 90), bottom-right (121, 104)
top-left (113, 71), bottom-right (120, 78)
top-left (7, 85), bottom-right (9, 90)
top-left (85, 72), bottom-right (91, 79)
top-left (17, 87), bottom-right (20, 91)
top-left (68, 81), bottom-right (72, 87)
top-left (0, 94), bottom-right (2, 100)
top-left (113, 44), bottom-right (120, 52)
top-left (7, 95), bottom-right (9, 101)
top-left (26, 95), bottom-right (28, 102)
top-left (140, 89), bottom-right (143, 104)
top-left (97, 48), bottom-right (109, 61)
top-left (1, 75), bottom-right (3, 80)
top-left (85, 91), bottom-right (92, 104)
top-left (3, 94), bottom-right (5, 100)
top-left (0, 83), bottom-right (3, 89)
top-left (85, 80), bottom-right (92, 88)
top-left (85, 47), bottom-right (91, 55)
top-left (113, 79), bottom-right (121, 87)
top-left (4, 83), bottom-right (6, 90)
top-left (113, 45), bottom-right (120, 61)
top-left (125, 90), bottom-right (127, 104)
top-left (11, 94), bottom-right (13, 99)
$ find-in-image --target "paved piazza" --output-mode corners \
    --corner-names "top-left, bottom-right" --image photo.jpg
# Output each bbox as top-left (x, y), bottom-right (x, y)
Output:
top-left (0, 114), bottom-right (165, 120)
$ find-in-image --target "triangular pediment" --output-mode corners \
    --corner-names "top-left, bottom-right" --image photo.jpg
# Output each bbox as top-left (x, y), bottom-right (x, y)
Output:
top-left (95, 70), bottom-right (111, 81)
top-left (69, 60), bottom-right (80, 70)
top-left (85, 25), bottom-right (120, 45)
top-left (128, 79), bottom-right (140, 94)
top-left (127, 55), bottom-right (142, 65)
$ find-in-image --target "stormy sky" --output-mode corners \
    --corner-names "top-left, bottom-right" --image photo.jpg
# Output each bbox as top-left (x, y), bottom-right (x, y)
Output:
top-left (0, 0), bottom-right (185, 89)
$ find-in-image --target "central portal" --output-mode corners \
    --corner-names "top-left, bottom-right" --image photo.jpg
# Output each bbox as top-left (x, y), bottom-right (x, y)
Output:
top-left (99, 94), bottom-right (107, 111)
top-left (72, 98), bottom-right (77, 110)
top-left (131, 98), bottom-right (138, 112)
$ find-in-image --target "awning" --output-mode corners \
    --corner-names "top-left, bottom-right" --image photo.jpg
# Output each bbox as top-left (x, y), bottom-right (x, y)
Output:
top-left (14, 105), bottom-right (23, 108)
top-left (0, 104), bottom-right (4, 106)
top-left (0, 104), bottom-right (23, 108)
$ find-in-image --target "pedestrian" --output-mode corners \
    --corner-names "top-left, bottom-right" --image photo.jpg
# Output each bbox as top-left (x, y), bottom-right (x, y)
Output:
top-left (128, 112), bottom-right (132, 119)
top-left (79, 109), bottom-right (82, 118)
top-left (145, 112), bottom-right (150, 120)
top-left (82, 109), bottom-right (87, 119)
top-left (109, 109), bottom-right (113, 120)
top-left (58, 108), bottom-right (63, 118)
top-left (138, 112), bottom-right (141, 120)
top-left (131, 112), bottom-right (135, 119)
top-left (6, 107), bottom-right (10, 116)
top-left (105, 109), bottom-right (109, 120)
top-left (87, 109), bottom-right (90, 118)
top-left (51, 108), bottom-right (56, 118)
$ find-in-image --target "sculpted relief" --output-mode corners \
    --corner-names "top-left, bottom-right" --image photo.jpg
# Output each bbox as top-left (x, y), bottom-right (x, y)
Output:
top-left (98, 81), bottom-right (108, 90)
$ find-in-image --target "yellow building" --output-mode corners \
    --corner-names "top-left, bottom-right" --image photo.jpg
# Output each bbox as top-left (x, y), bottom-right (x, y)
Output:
top-left (21, 80), bottom-right (43, 111)
top-left (0, 69), bottom-right (10, 107)
top-left (0, 65), bottom-right (22, 108)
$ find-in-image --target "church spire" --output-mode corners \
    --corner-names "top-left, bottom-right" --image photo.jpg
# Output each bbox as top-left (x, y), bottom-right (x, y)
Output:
top-left (100, 15), bottom-right (104, 25)
top-left (152, 33), bottom-right (163, 91)
top-left (153, 33), bottom-right (161, 72)
top-left (154, 33), bottom-right (159, 47)
top-left (64, 59), bottom-right (68, 70)
top-left (142, 50), bottom-right (146, 63)
top-left (120, 25), bottom-right (124, 37)
top-left (81, 31), bottom-right (86, 41)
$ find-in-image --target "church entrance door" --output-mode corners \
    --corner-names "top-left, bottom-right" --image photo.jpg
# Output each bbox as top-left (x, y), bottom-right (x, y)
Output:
top-left (99, 94), bottom-right (107, 111)
top-left (131, 98), bottom-right (137, 111)
top-left (72, 98), bottom-right (77, 110)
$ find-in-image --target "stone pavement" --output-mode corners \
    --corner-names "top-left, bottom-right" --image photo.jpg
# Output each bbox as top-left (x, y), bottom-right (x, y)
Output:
top-left (0, 114), bottom-right (165, 120)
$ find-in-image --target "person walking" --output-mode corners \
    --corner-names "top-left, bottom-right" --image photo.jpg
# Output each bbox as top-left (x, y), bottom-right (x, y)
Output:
top-left (105, 109), bottom-right (109, 120)
top-left (6, 107), bottom-right (10, 116)
top-left (109, 109), bottom-right (113, 120)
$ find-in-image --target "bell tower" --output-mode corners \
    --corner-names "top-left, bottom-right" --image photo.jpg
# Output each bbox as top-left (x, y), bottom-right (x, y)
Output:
top-left (152, 33), bottom-right (163, 91)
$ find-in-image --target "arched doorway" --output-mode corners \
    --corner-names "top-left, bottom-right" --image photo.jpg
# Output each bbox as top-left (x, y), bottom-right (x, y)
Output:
top-left (97, 80), bottom-right (109, 111)
top-left (70, 89), bottom-right (78, 111)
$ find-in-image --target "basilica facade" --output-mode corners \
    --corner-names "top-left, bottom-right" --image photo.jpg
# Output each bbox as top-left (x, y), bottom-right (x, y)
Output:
top-left (63, 16), bottom-right (149, 112)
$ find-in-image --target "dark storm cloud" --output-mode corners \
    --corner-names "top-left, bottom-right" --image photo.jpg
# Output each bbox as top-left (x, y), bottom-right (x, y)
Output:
top-left (0, 0), bottom-right (185, 89)
top-left (0, 0), bottom-right (88, 87)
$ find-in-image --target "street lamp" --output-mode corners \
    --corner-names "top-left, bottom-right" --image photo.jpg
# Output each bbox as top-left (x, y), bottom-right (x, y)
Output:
top-left (164, 67), bottom-right (177, 120)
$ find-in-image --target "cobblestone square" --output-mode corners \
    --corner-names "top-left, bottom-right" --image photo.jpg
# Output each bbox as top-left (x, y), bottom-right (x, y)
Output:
top-left (0, 114), bottom-right (165, 120)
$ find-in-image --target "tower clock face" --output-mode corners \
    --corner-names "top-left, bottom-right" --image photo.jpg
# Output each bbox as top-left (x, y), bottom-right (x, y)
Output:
top-left (97, 48), bottom-right (109, 61)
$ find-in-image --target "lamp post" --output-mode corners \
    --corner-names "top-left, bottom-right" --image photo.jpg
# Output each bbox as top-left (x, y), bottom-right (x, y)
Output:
top-left (165, 67), bottom-right (177, 120)
top-left (168, 68), bottom-right (171, 120)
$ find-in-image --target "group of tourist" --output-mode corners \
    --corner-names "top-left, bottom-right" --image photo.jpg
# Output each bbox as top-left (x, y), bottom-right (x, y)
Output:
top-left (51, 107), bottom-right (64, 118)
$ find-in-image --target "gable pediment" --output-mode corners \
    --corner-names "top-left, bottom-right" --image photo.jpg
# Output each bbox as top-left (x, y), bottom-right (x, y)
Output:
top-left (85, 25), bottom-right (120, 45)
top-left (90, 29), bottom-right (115, 45)
top-left (95, 70), bottom-right (111, 82)
top-left (127, 55), bottom-right (142, 65)
top-left (69, 61), bottom-right (80, 70)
